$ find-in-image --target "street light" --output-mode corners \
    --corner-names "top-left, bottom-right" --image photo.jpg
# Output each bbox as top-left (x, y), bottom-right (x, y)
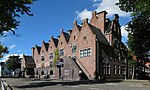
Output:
top-left (56, 58), bottom-right (64, 79)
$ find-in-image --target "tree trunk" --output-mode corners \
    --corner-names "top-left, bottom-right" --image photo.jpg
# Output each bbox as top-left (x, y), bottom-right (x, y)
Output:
top-left (132, 66), bottom-right (135, 79)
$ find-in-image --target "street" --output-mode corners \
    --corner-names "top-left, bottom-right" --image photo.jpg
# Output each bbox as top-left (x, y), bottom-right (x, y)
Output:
top-left (2, 78), bottom-right (150, 90)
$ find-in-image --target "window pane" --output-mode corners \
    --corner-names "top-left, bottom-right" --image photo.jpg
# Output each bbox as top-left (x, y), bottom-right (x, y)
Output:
top-left (59, 49), bottom-right (64, 56)
top-left (80, 50), bottom-right (83, 58)
top-left (87, 48), bottom-right (91, 56)
top-left (49, 53), bottom-right (53, 59)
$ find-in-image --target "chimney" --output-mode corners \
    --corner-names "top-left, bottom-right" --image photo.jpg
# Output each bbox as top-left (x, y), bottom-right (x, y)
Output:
top-left (97, 11), bottom-right (107, 34)
top-left (114, 14), bottom-right (119, 22)
top-left (32, 46), bottom-right (35, 58)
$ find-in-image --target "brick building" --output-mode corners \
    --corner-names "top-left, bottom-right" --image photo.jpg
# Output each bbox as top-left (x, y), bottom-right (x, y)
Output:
top-left (21, 54), bottom-right (36, 77)
top-left (23, 11), bottom-right (127, 80)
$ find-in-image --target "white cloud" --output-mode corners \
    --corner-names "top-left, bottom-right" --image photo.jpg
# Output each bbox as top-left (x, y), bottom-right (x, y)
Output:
top-left (121, 25), bottom-right (128, 39)
top-left (0, 54), bottom-right (23, 62)
top-left (8, 44), bottom-right (16, 50)
top-left (95, 0), bottom-right (130, 17)
top-left (76, 0), bottom-right (130, 21)
top-left (91, 0), bottom-right (101, 2)
top-left (76, 9), bottom-right (92, 20)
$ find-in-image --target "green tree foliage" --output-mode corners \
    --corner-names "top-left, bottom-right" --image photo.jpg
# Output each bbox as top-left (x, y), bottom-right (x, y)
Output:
top-left (0, 0), bottom-right (36, 36)
top-left (0, 44), bottom-right (8, 58)
top-left (0, 0), bottom-right (35, 59)
top-left (6, 55), bottom-right (21, 71)
top-left (53, 49), bottom-right (60, 66)
top-left (117, 0), bottom-right (150, 59)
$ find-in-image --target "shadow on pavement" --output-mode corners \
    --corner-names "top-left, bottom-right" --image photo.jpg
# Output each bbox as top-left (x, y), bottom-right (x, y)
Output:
top-left (15, 79), bottom-right (123, 89)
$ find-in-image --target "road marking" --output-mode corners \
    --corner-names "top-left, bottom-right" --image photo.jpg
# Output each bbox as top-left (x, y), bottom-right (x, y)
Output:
top-left (106, 83), bottom-right (118, 85)
top-left (89, 87), bottom-right (104, 90)
top-left (129, 84), bottom-right (142, 87)
top-left (69, 86), bottom-right (79, 88)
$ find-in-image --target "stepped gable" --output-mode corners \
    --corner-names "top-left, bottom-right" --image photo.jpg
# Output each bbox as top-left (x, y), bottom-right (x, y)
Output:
top-left (105, 18), bottom-right (111, 33)
top-left (88, 22), bottom-right (110, 46)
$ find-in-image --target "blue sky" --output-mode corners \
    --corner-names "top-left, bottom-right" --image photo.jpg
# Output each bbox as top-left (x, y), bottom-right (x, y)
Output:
top-left (0, 0), bottom-right (130, 61)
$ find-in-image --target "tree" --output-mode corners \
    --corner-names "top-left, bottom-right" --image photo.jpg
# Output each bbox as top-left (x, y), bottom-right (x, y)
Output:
top-left (53, 49), bottom-right (60, 66)
top-left (0, 0), bottom-right (36, 36)
top-left (117, 0), bottom-right (150, 79)
top-left (116, 0), bottom-right (150, 57)
top-left (0, 0), bottom-right (36, 58)
top-left (0, 44), bottom-right (8, 58)
top-left (6, 55), bottom-right (21, 71)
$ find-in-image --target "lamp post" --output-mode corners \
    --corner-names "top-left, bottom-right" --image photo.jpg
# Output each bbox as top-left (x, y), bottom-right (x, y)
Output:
top-left (56, 58), bottom-right (64, 80)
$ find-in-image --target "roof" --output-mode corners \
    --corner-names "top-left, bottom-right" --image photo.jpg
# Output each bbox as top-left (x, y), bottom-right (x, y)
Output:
top-left (44, 42), bottom-right (49, 51)
top-left (77, 25), bottom-right (82, 31)
top-left (23, 55), bottom-right (35, 64)
top-left (88, 24), bottom-right (110, 45)
top-left (35, 45), bottom-right (41, 54)
top-left (63, 32), bottom-right (70, 43)
top-left (53, 38), bottom-right (58, 47)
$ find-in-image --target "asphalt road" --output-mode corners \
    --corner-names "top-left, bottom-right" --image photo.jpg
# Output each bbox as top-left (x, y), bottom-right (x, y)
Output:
top-left (2, 78), bottom-right (150, 90)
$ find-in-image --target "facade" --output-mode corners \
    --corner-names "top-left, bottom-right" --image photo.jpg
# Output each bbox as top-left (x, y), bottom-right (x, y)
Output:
top-left (24, 11), bottom-right (127, 80)
top-left (0, 62), bottom-right (11, 77)
top-left (21, 54), bottom-right (36, 77)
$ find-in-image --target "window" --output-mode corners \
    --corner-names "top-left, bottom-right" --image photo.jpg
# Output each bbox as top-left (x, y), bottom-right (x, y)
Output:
top-left (49, 53), bottom-right (53, 59)
top-left (114, 65), bottom-right (117, 75)
top-left (80, 48), bottom-right (91, 58)
top-left (83, 36), bottom-right (87, 40)
top-left (41, 71), bottom-right (44, 75)
top-left (102, 63), bottom-right (111, 75)
top-left (121, 66), bottom-right (126, 75)
top-left (102, 63), bottom-right (106, 74)
top-left (74, 36), bottom-right (76, 40)
top-left (41, 56), bottom-right (44, 61)
top-left (108, 64), bottom-right (111, 74)
top-left (83, 49), bottom-right (87, 57)
top-left (59, 49), bottom-right (64, 56)
top-left (50, 62), bottom-right (53, 67)
top-left (87, 48), bottom-right (91, 56)
top-left (65, 70), bottom-right (69, 75)
top-left (118, 66), bottom-right (121, 75)
top-left (72, 45), bottom-right (77, 53)
top-left (80, 50), bottom-right (84, 58)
